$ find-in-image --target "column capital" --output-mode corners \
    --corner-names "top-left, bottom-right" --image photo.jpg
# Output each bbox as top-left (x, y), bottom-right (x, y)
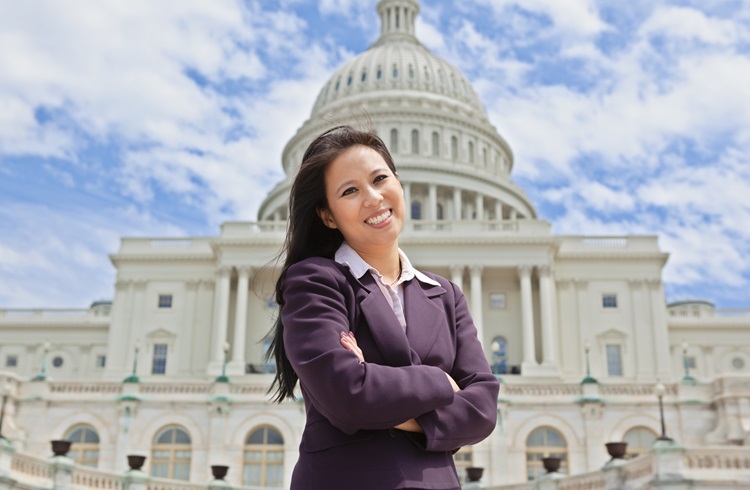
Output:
top-left (646, 278), bottom-right (661, 289)
top-left (628, 278), bottom-right (645, 289)
top-left (236, 266), bottom-right (253, 277)
top-left (115, 279), bottom-right (132, 291)
top-left (557, 279), bottom-right (573, 290)
top-left (449, 265), bottom-right (465, 275)
top-left (517, 265), bottom-right (533, 278)
top-left (133, 280), bottom-right (147, 290)
top-left (573, 278), bottom-right (589, 289)
top-left (216, 266), bottom-right (233, 278)
top-left (186, 279), bottom-right (201, 290)
top-left (470, 264), bottom-right (483, 275)
top-left (537, 265), bottom-right (552, 277)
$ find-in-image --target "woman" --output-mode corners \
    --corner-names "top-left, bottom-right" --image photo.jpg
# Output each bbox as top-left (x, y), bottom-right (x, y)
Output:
top-left (267, 125), bottom-right (499, 489)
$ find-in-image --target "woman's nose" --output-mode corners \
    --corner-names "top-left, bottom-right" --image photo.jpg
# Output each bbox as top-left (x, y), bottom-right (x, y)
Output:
top-left (363, 186), bottom-right (383, 207)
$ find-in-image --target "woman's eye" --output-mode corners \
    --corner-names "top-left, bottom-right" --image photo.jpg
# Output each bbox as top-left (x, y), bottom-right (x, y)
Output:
top-left (374, 174), bottom-right (388, 183)
top-left (342, 187), bottom-right (357, 196)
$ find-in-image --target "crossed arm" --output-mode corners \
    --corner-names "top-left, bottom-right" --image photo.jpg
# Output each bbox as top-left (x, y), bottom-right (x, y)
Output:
top-left (340, 331), bottom-right (461, 433)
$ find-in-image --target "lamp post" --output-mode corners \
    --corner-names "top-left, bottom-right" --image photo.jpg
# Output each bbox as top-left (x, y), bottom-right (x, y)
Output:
top-left (215, 342), bottom-right (230, 383)
top-left (0, 382), bottom-right (11, 440)
top-left (681, 342), bottom-right (696, 383)
top-left (654, 381), bottom-right (673, 442)
top-left (582, 341), bottom-right (598, 384)
top-left (32, 342), bottom-right (51, 382)
top-left (124, 341), bottom-right (141, 383)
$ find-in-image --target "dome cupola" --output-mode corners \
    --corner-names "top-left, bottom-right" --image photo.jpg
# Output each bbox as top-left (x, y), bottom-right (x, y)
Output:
top-left (258, 0), bottom-right (538, 227)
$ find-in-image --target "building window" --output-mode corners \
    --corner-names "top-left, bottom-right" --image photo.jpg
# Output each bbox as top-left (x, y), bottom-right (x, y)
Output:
top-left (602, 294), bottom-right (617, 308)
top-left (483, 148), bottom-right (488, 166)
top-left (468, 141), bottom-right (475, 163)
top-left (376, 65), bottom-right (382, 80)
top-left (622, 427), bottom-right (657, 458)
top-left (52, 356), bottom-right (64, 368)
top-left (65, 425), bottom-right (100, 468)
top-left (152, 426), bottom-right (191, 480)
top-left (453, 446), bottom-right (473, 485)
top-left (152, 344), bottom-right (168, 375)
top-left (606, 344), bottom-right (623, 376)
top-left (408, 63), bottom-right (414, 79)
top-left (411, 201), bottom-right (422, 220)
top-left (243, 426), bottom-right (284, 487)
top-left (158, 294), bottom-right (173, 309)
top-left (451, 136), bottom-right (458, 160)
top-left (526, 427), bottom-right (568, 481)
top-left (685, 356), bottom-right (696, 369)
top-left (411, 129), bottom-right (419, 154)
top-left (390, 128), bottom-right (398, 153)
top-left (491, 336), bottom-right (508, 375)
top-left (392, 64), bottom-right (398, 78)
top-left (347, 72), bottom-right (352, 86)
top-left (96, 355), bottom-right (106, 368)
top-left (732, 357), bottom-right (745, 370)
top-left (361, 69), bottom-right (366, 82)
top-left (5, 355), bottom-right (18, 367)
top-left (432, 131), bottom-right (439, 157)
top-left (490, 293), bottom-right (506, 309)
top-left (436, 203), bottom-right (444, 220)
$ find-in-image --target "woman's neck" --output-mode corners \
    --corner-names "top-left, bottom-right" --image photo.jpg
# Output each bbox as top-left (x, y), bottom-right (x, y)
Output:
top-left (352, 243), bottom-right (401, 284)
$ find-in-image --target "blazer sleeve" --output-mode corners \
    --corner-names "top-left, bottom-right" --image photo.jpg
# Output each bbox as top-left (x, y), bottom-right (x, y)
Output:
top-left (282, 259), bottom-right (455, 435)
top-left (415, 281), bottom-right (500, 452)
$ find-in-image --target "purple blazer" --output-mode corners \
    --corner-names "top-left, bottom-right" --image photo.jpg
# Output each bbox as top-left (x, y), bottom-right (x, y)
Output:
top-left (281, 257), bottom-right (499, 490)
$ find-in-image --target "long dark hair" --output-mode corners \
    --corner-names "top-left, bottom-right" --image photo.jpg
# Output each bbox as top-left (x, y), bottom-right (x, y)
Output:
top-left (266, 125), bottom-right (398, 402)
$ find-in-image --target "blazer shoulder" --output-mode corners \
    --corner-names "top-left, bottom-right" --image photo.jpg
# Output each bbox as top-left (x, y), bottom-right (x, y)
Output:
top-left (420, 270), bottom-right (458, 296)
top-left (286, 256), bottom-right (350, 282)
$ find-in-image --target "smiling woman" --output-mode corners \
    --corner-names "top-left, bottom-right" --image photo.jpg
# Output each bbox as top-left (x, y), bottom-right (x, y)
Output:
top-left (264, 125), bottom-right (499, 490)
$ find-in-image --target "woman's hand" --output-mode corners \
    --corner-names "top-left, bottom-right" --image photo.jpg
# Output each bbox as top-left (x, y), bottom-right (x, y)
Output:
top-left (340, 331), bottom-right (364, 363)
top-left (445, 372), bottom-right (461, 393)
top-left (393, 418), bottom-right (423, 433)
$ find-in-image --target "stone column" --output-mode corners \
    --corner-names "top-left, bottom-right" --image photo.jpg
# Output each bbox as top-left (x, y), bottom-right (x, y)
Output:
top-left (210, 267), bottom-right (233, 372)
top-left (518, 266), bottom-right (537, 371)
top-left (428, 184), bottom-right (437, 221)
top-left (453, 187), bottom-right (462, 221)
top-left (510, 209), bottom-right (517, 221)
top-left (230, 266), bottom-right (252, 374)
top-left (475, 193), bottom-right (484, 221)
top-left (629, 280), bottom-right (654, 380)
top-left (403, 182), bottom-right (412, 221)
top-left (450, 265), bottom-right (464, 292)
top-left (105, 280), bottom-right (133, 378)
top-left (647, 280), bottom-right (672, 378)
top-left (494, 200), bottom-right (502, 221)
top-left (538, 266), bottom-right (559, 371)
top-left (469, 265), bottom-right (484, 347)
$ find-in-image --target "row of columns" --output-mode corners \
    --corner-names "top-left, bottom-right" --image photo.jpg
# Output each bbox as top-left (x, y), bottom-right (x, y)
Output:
top-left (209, 263), bottom-right (560, 376)
top-left (210, 266), bottom-right (253, 375)
top-left (452, 264), bottom-right (559, 376)
top-left (402, 182), bottom-right (518, 221)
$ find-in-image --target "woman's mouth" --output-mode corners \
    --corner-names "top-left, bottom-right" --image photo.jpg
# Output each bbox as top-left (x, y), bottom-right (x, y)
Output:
top-left (365, 209), bottom-right (392, 225)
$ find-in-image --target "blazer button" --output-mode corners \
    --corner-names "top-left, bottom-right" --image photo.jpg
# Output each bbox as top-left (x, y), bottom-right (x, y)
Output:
top-left (388, 428), bottom-right (397, 438)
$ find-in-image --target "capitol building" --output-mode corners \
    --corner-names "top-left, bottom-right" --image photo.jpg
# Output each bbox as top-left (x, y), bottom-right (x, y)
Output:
top-left (1, 1), bottom-right (749, 489)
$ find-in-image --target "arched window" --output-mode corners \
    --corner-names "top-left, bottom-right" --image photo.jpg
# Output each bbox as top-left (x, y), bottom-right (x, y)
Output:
top-left (623, 427), bottom-right (657, 459)
top-left (361, 69), bottom-right (367, 82)
top-left (65, 425), bottom-right (100, 467)
top-left (151, 426), bottom-right (191, 480)
top-left (376, 65), bottom-right (382, 80)
top-left (411, 201), bottom-right (422, 220)
top-left (436, 203), bottom-right (444, 220)
top-left (347, 72), bottom-right (353, 86)
top-left (392, 64), bottom-right (398, 78)
top-left (408, 64), bottom-right (415, 79)
top-left (451, 136), bottom-right (458, 160)
top-left (411, 129), bottom-right (419, 154)
top-left (390, 129), bottom-right (399, 154)
top-left (453, 446), bottom-right (473, 484)
top-left (243, 426), bottom-right (284, 488)
top-left (526, 427), bottom-right (568, 481)
top-left (491, 336), bottom-right (508, 375)
top-left (431, 131), bottom-right (439, 157)
top-left (468, 141), bottom-right (475, 163)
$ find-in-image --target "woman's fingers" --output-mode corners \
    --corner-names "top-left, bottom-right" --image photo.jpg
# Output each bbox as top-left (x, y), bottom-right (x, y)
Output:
top-left (340, 331), bottom-right (365, 363)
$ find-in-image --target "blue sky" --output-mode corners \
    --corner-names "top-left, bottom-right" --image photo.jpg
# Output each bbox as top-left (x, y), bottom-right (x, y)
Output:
top-left (1, 0), bottom-right (749, 309)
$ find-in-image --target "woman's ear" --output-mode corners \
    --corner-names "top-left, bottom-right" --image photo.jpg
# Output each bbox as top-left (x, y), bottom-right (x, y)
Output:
top-left (317, 207), bottom-right (337, 229)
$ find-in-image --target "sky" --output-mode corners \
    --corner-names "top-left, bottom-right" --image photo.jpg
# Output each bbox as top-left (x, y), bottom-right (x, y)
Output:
top-left (0, 0), bottom-right (749, 310)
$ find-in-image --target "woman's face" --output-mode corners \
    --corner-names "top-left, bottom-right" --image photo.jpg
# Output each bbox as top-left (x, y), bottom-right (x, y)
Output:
top-left (318, 144), bottom-right (405, 253)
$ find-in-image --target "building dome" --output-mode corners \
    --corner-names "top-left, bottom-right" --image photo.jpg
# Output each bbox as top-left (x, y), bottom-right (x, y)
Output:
top-left (259, 0), bottom-right (537, 225)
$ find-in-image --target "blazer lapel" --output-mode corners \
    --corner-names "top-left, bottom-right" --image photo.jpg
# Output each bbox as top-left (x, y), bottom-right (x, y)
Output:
top-left (404, 279), bottom-right (447, 362)
top-left (358, 274), bottom-right (413, 366)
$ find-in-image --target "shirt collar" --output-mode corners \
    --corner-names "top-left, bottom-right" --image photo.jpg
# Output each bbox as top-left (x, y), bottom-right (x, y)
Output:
top-left (334, 242), bottom-right (440, 287)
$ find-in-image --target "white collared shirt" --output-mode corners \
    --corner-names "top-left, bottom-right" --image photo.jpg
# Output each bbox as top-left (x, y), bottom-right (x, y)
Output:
top-left (334, 242), bottom-right (440, 331)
